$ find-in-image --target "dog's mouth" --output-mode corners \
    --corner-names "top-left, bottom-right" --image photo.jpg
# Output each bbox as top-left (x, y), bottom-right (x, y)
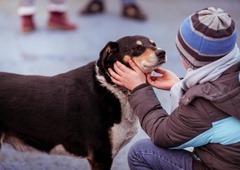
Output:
top-left (144, 59), bottom-right (166, 68)
top-left (135, 56), bottom-right (167, 74)
top-left (133, 49), bottom-right (166, 74)
top-left (141, 62), bottom-right (164, 73)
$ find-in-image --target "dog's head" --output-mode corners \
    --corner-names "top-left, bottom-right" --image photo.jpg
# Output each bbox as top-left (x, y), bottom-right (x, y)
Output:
top-left (97, 35), bottom-right (166, 82)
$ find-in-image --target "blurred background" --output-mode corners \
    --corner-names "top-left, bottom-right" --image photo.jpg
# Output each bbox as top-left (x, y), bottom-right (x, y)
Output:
top-left (0, 0), bottom-right (240, 169)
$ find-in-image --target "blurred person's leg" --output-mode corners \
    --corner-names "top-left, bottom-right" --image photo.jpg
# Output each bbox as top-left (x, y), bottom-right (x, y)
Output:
top-left (18, 0), bottom-right (36, 33)
top-left (79, 0), bottom-right (146, 20)
top-left (80, 0), bottom-right (104, 15)
top-left (121, 0), bottom-right (147, 21)
top-left (48, 0), bottom-right (77, 30)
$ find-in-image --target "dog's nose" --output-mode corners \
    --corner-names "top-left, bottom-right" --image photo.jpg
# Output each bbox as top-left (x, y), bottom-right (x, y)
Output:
top-left (155, 50), bottom-right (165, 58)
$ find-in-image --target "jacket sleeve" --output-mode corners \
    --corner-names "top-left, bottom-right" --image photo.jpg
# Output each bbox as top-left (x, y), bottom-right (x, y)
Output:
top-left (129, 85), bottom-right (211, 148)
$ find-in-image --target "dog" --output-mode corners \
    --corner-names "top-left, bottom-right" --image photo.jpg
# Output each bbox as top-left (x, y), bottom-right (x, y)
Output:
top-left (0, 35), bottom-right (166, 170)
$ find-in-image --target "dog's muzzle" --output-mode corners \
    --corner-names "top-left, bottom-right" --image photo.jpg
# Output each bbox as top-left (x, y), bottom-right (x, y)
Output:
top-left (155, 49), bottom-right (166, 59)
top-left (155, 49), bottom-right (166, 64)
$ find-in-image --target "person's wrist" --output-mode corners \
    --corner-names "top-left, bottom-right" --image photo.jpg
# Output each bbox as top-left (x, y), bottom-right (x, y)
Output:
top-left (132, 80), bottom-right (147, 90)
top-left (131, 83), bottom-right (149, 93)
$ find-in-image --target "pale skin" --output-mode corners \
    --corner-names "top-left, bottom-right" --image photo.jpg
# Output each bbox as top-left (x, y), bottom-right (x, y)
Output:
top-left (108, 59), bottom-right (189, 91)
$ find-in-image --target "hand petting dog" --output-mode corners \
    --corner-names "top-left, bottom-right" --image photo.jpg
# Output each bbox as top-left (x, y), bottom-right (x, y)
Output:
top-left (108, 60), bottom-right (146, 91)
top-left (109, 60), bottom-right (180, 91)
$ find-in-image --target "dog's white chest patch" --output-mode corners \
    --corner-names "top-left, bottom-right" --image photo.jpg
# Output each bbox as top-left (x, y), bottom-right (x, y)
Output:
top-left (110, 101), bottom-right (138, 157)
top-left (95, 66), bottom-right (139, 157)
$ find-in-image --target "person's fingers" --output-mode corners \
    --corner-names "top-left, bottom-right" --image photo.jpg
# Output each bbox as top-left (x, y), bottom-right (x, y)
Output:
top-left (111, 77), bottom-right (123, 86)
top-left (154, 68), bottom-right (168, 75)
top-left (109, 67), bottom-right (125, 83)
top-left (113, 62), bottom-right (126, 76)
top-left (108, 68), bottom-right (124, 86)
top-left (146, 74), bottom-right (153, 83)
top-left (147, 72), bottom-right (159, 80)
top-left (108, 68), bottom-right (119, 80)
top-left (115, 61), bottom-right (132, 73)
top-left (146, 74), bottom-right (157, 85)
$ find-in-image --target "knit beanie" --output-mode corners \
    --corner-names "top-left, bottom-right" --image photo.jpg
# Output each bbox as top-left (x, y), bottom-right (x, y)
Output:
top-left (176, 7), bottom-right (237, 69)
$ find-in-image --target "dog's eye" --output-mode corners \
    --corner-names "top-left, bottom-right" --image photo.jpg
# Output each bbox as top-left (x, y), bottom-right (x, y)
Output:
top-left (149, 39), bottom-right (156, 46)
top-left (150, 41), bottom-right (156, 46)
top-left (132, 45), bottom-right (143, 50)
top-left (152, 42), bottom-right (156, 46)
top-left (131, 45), bottom-right (144, 56)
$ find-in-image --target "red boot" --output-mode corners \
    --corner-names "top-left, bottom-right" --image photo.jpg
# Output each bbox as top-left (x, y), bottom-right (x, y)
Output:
top-left (21, 15), bottom-right (36, 33)
top-left (47, 11), bottom-right (77, 31)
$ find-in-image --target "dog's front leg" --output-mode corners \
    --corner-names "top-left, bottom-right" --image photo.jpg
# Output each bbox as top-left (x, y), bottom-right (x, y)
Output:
top-left (87, 148), bottom-right (113, 170)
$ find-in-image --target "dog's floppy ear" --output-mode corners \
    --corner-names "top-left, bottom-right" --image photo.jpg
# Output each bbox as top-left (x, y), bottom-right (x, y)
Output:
top-left (97, 41), bottom-right (119, 69)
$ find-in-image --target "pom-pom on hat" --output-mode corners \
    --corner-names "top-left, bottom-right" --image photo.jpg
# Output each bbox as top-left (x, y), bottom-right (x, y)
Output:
top-left (176, 7), bottom-right (237, 69)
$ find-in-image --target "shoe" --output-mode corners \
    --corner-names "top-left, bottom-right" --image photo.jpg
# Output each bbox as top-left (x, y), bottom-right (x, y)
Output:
top-left (21, 15), bottom-right (36, 33)
top-left (47, 11), bottom-right (77, 31)
top-left (80, 0), bottom-right (104, 15)
top-left (122, 4), bottom-right (147, 21)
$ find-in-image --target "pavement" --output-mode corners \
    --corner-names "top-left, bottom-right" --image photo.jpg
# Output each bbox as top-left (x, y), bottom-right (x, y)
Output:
top-left (0, 0), bottom-right (239, 169)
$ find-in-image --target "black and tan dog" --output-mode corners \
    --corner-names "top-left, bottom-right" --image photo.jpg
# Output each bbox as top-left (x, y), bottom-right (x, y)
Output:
top-left (0, 35), bottom-right (166, 170)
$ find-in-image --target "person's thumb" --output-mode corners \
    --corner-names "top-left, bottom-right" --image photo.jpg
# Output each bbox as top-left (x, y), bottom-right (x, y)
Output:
top-left (153, 68), bottom-right (166, 75)
top-left (146, 74), bottom-right (155, 85)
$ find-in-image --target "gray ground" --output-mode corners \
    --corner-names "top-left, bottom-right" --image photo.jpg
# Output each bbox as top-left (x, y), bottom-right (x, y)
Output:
top-left (0, 0), bottom-right (239, 169)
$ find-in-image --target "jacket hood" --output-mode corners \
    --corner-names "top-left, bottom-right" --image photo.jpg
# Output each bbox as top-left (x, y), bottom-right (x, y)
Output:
top-left (181, 63), bottom-right (240, 119)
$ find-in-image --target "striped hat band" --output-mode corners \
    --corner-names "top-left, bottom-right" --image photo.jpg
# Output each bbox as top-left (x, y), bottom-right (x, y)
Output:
top-left (176, 7), bottom-right (237, 69)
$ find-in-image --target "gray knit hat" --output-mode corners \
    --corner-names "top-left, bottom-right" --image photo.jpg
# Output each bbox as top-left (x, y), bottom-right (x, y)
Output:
top-left (176, 7), bottom-right (237, 69)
